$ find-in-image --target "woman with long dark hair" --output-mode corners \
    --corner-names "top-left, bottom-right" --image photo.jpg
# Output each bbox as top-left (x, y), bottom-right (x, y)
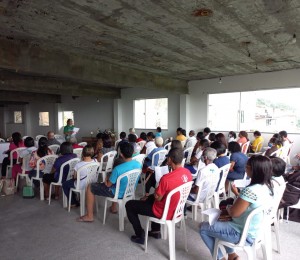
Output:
top-left (200, 155), bottom-right (274, 260)
top-left (1, 132), bottom-right (24, 178)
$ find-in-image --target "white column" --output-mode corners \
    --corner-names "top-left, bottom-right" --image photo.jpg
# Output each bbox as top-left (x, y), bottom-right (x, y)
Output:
top-left (179, 94), bottom-right (190, 131)
top-left (113, 99), bottom-right (122, 136)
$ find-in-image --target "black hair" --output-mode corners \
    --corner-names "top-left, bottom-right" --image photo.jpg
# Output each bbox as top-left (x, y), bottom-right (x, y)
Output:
top-left (208, 133), bottom-right (216, 142)
top-left (269, 156), bottom-right (286, 177)
top-left (82, 144), bottom-right (94, 158)
top-left (215, 133), bottom-right (228, 148)
top-left (12, 132), bottom-right (22, 147)
top-left (67, 119), bottom-right (73, 124)
top-left (269, 137), bottom-right (282, 147)
top-left (128, 133), bottom-right (137, 143)
top-left (24, 137), bottom-right (34, 148)
top-left (239, 131), bottom-right (248, 139)
top-left (200, 139), bottom-right (210, 149)
top-left (279, 131), bottom-right (287, 138)
top-left (253, 131), bottom-right (261, 136)
top-left (146, 132), bottom-right (155, 139)
top-left (210, 141), bottom-right (226, 156)
top-left (156, 127), bottom-right (161, 132)
top-left (181, 129), bottom-right (186, 137)
top-left (177, 127), bottom-right (183, 132)
top-left (171, 140), bottom-right (183, 150)
top-left (196, 131), bottom-right (204, 140)
top-left (203, 127), bottom-right (211, 134)
top-left (120, 142), bottom-right (134, 159)
top-left (60, 142), bottom-right (73, 155)
top-left (140, 132), bottom-right (147, 140)
top-left (120, 132), bottom-right (127, 139)
top-left (102, 134), bottom-right (112, 148)
top-left (37, 137), bottom-right (49, 157)
top-left (168, 148), bottom-right (183, 164)
top-left (247, 155), bottom-right (273, 195)
top-left (228, 141), bottom-right (241, 153)
top-left (229, 131), bottom-right (237, 139)
top-left (96, 132), bottom-right (103, 139)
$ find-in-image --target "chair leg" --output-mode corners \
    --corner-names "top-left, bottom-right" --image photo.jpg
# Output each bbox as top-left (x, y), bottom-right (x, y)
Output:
top-left (212, 239), bottom-right (219, 260)
top-left (192, 205), bottom-right (197, 221)
top-left (103, 199), bottom-right (108, 225)
top-left (167, 222), bottom-right (176, 260)
top-left (63, 192), bottom-right (67, 208)
top-left (144, 218), bottom-right (150, 252)
top-left (68, 190), bottom-right (72, 212)
top-left (80, 191), bottom-right (85, 216)
top-left (181, 219), bottom-right (188, 252)
top-left (16, 174), bottom-right (19, 189)
top-left (161, 224), bottom-right (168, 240)
top-left (118, 201), bottom-right (124, 231)
top-left (273, 219), bottom-right (281, 254)
top-left (48, 183), bottom-right (52, 205)
top-left (244, 246), bottom-right (254, 260)
top-left (40, 180), bottom-right (44, 201)
top-left (287, 207), bottom-right (290, 223)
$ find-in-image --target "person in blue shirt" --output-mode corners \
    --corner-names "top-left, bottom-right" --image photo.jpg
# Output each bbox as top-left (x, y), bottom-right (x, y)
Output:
top-left (155, 127), bottom-right (162, 138)
top-left (77, 142), bottom-right (141, 222)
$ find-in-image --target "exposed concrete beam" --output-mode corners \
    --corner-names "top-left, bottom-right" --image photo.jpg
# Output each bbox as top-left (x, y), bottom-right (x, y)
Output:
top-left (0, 38), bottom-right (188, 94)
top-left (0, 70), bottom-right (121, 98)
top-left (0, 90), bottom-right (61, 103)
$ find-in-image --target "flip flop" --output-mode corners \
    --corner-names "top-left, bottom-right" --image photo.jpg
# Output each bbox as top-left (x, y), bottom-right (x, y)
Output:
top-left (76, 216), bottom-right (94, 223)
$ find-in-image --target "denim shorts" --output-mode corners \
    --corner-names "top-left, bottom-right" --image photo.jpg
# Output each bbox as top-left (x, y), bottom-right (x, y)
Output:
top-left (90, 182), bottom-right (114, 198)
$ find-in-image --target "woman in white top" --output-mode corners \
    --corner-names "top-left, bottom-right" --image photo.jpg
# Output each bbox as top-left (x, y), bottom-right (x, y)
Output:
top-left (62, 145), bottom-right (96, 207)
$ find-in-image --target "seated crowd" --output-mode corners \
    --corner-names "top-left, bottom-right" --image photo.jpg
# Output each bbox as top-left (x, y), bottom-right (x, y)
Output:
top-left (1, 126), bottom-right (299, 260)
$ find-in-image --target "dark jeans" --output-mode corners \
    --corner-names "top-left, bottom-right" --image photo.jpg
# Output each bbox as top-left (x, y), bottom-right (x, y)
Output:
top-left (126, 194), bottom-right (160, 237)
top-left (1, 158), bottom-right (17, 177)
top-left (62, 179), bottom-right (79, 205)
top-left (145, 172), bottom-right (156, 194)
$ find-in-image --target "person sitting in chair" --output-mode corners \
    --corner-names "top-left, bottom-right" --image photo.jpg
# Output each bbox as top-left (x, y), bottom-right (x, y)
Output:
top-left (125, 148), bottom-right (192, 244)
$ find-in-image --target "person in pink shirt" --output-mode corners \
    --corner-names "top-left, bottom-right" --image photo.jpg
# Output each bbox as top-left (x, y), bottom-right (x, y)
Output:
top-left (1, 132), bottom-right (25, 178)
top-left (237, 131), bottom-right (249, 153)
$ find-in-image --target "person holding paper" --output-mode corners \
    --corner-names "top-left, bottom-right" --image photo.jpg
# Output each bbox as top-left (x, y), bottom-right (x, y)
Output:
top-left (125, 148), bottom-right (192, 244)
top-left (199, 155), bottom-right (274, 260)
top-left (64, 119), bottom-right (75, 142)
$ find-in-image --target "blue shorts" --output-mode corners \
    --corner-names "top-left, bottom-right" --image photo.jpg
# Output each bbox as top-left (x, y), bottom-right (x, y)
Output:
top-left (90, 183), bottom-right (114, 198)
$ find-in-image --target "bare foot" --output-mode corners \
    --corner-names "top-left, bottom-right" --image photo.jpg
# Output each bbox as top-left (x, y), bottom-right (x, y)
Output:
top-left (76, 215), bottom-right (94, 222)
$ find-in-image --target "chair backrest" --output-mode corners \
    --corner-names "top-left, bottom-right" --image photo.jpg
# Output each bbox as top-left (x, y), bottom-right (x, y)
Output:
top-left (235, 205), bottom-right (264, 247)
top-left (181, 158), bottom-right (186, 167)
top-left (35, 155), bottom-right (58, 177)
top-left (160, 181), bottom-right (193, 222)
top-left (241, 141), bottom-right (250, 154)
top-left (216, 163), bottom-right (231, 194)
top-left (21, 154), bottom-right (32, 173)
top-left (9, 147), bottom-right (26, 166)
top-left (146, 145), bottom-right (156, 156)
top-left (22, 136), bottom-right (28, 141)
top-left (0, 138), bottom-right (6, 143)
top-left (183, 147), bottom-right (194, 164)
top-left (54, 134), bottom-right (64, 142)
top-left (132, 154), bottom-right (146, 167)
top-left (163, 142), bottom-right (171, 151)
top-left (49, 144), bottom-right (60, 154)
top-left (78, 142), bottom-right (87, 147)
top-left (279, 143), bottom-right (293, 162)
top-left (270, 147), bottom-right (283, 157)
top-left (57, 158), bottom-right (80, 184)
top-left (137, 140), bottom-right (146, 150)
top-left (36, 135), bottom-right (46, 142)
top-left (73, 148), bottom-right (83, 159)
top-left (75, 161), bottom-right (100, 189)
top-left (181, 140), bottom-right (186, 148)
top-left (113, 169), bottom-right (141, 200)
top-left (254, 141), bottom-right (263, 153)
top-left (151, 149), bottom-right (168, 167)
top-left (101, 150), bottom-right (117, 173)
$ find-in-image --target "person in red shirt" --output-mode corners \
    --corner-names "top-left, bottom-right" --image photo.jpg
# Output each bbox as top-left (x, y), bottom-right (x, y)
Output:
top-left (126, 148), bottom-right (192, 244)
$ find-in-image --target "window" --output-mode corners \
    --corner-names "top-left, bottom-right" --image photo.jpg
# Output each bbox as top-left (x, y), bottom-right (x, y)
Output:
top-left (134, 98), bottom-right (168, 129)
top-left (63, 111), bottom-right (74, 126)
top-left (39, 112), bottom-right (49, 126)
top-left (14, 111), bottom-right (22, 124)
top-left (208, 88), bottom-right (300, 133)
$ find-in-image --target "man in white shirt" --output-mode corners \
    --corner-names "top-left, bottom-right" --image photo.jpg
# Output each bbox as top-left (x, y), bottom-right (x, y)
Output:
top-left (203, 127), bottom-right (211, 140)
top-left (185, 130), bottom-right (197, 149)
top-left (188, 147), bottom-right (220, 202)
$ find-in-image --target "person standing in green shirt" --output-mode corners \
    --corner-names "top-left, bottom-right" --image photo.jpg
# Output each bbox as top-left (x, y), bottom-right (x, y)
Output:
top-left (64, 119), bottom-right (75, 142)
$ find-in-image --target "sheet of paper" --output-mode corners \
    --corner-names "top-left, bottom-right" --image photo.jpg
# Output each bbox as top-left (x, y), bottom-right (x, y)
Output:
top-left (72, 127), bottom-right (80, 136)
top-left (155, 166), bottom-right (169, 183)
top-left (202, 208), bottom-right (221, 226)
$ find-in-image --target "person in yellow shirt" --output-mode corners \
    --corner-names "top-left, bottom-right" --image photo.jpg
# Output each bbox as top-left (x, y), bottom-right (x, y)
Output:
top-left (176, 127), bottom-right (187, 141)
top-left (250, 131), bottom-right (264, 153)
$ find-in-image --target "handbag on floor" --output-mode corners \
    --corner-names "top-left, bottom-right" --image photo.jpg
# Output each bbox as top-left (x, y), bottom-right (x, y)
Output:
top-left (22, 186), bottom-right (35, 199)
top-left (2, 179), bottom-right (16, 195)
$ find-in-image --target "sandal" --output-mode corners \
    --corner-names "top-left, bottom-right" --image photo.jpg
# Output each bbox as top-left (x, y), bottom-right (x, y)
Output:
top-left (76, 216), bottom-right (94, 223)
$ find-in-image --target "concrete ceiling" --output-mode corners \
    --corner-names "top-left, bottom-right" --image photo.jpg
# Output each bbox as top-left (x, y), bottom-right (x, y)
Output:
top-left (0, 0), bottom-right (300, 100)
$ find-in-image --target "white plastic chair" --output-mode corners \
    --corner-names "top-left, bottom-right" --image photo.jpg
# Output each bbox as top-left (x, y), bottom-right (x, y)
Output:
top-left (132, 154), bottom-right (146, 166)
top-left (186, 166), bottom-right (221, 221)
top-left (15, 154), bottom-right (31, 188)
top-left (69, 162), bottom-right (100, 216)
top-left (6, 147), bottom-right (26, 178)
top-left (181, 140), bottom-right (186, 148)
top-left (151, 149), bottom-right (168, 168)
top-left (137, 140), bottom-right (146, 150)
top-left (164, 142), bottom-right (171, 151)
top-left (213, 163), bottom-right (231, 207)
top-left (73, 148), bottom-right (83, 159)
top-left (54, 134), bottom-right (64, 143)
top-left (48, 158), bottom-right (80, 206)
top-left (213, 205), bottom-right (271, 260)
top-left (36, 135), bottom-right (46, 142)
top-left (78, 142), bottom-right (87, 147)
top-left (0, 138), bottom-right (6, 142)
top-left (31, 155), bottom-right (58, 200)
top-left (144, 181), bottom-right (193, 260)
top-left (102, 169), bottom-right (141, 231)
top-left (241, 141), bottom-right (250, 154)
top-left (99, 151), bottom-right (117, 182)
top-left (146, 145), bottom-right (156, 156)
top-left (286, 185), bottom-right (300, 222)
top-left (183, 147), bottom-right (193, 164)
top-left (48, 144), bottom-right (60, 154)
